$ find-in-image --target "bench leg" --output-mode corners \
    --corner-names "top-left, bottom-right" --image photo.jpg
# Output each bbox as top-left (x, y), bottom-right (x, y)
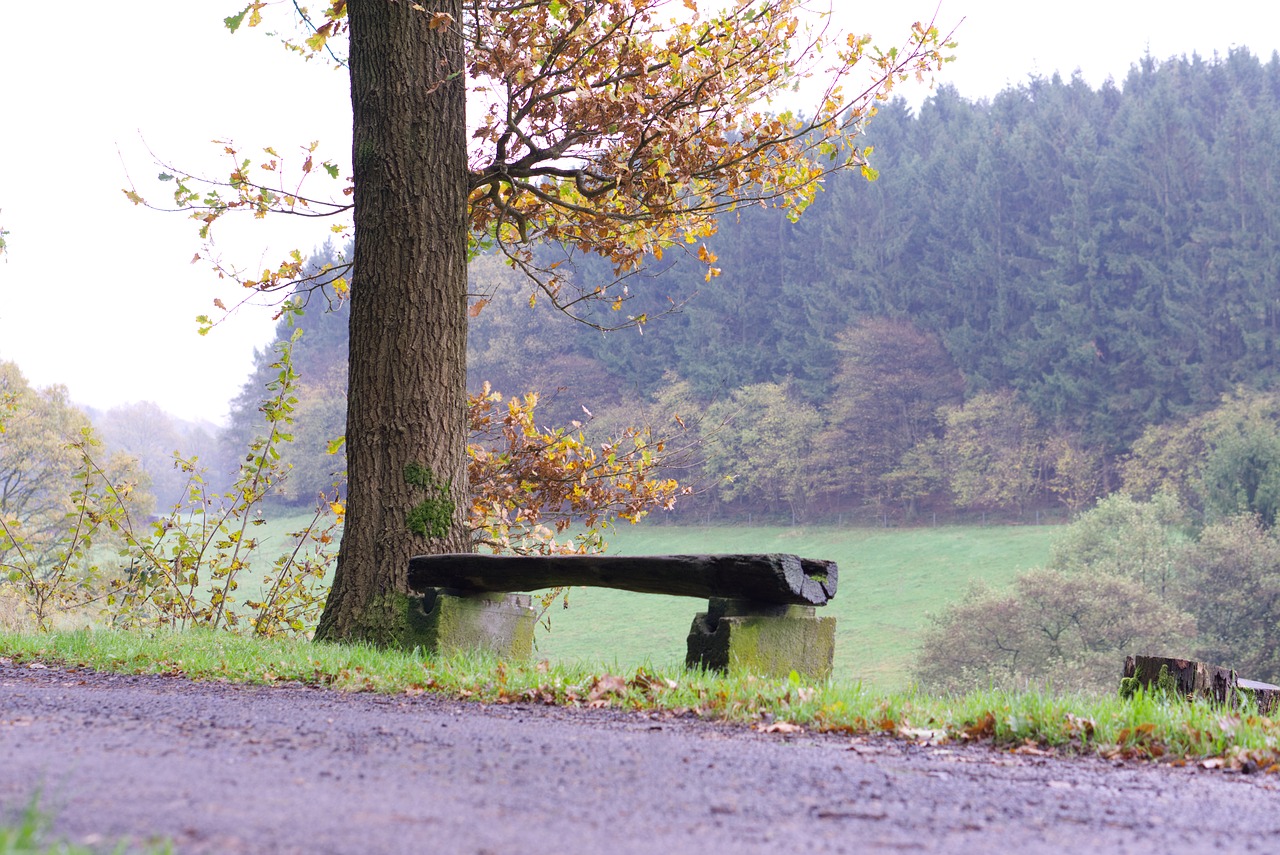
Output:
top-left (686, 598), bottom-right (835, 680)
top-left (415, 588), bottom-right (536, 659)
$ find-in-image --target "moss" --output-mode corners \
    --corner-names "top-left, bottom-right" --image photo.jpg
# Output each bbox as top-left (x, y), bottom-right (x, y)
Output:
top-left (687, 609), bottom-right (834, 680)
top-left (403, 463), bottom-right (454, 540)
top-left (358, 590), bottom-right (436, 650)
top-left (354, 139), bottom-right (377, 170)
top-left (1119, 664), bottom-right (1180, 701)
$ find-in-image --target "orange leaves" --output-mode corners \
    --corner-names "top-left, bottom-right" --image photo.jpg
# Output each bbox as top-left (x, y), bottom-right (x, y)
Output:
top-left (465, 384), bottom-right (685, 556)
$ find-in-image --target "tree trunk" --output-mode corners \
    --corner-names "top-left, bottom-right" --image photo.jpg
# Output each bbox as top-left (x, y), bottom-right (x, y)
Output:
top-left (315, 0), bottom-right (470, 645)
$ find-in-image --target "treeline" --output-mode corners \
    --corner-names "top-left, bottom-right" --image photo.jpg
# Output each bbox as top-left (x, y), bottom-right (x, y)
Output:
top-left (225, 48), bottom-right (1280, 521)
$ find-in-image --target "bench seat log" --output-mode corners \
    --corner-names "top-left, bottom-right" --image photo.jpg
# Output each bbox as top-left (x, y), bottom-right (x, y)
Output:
top-left (407, 553), bottom-right (837, 606)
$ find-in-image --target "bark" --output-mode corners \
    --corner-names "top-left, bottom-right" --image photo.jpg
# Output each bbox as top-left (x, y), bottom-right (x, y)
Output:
top-left (1122, 655), bottom-right (1237, 705)
top-left (407, 554), bottom-right (839, 606)
top-left (315, 0), bottom-right (471, 645)
top-left (1120, 654), bottom-right (1280, 713)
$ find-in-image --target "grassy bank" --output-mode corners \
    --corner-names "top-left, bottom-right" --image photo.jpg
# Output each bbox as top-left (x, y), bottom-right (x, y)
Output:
top-left (3, 629), bottom-right (1278, 772)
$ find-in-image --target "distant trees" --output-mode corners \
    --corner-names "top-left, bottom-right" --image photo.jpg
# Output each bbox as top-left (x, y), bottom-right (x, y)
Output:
top-left (915, 490), bottom-right (1280, 692)
top-left (0, 363), bottom-right (153, 561)
top-left (703, 383), bottom-right (822, 524)
top-left (192, 49), bottom-right (1280, 526)
top-left (1122, 390), bottom-right (1280, 525)
top-left (914, 495), bottom-right (1196, 693)
top-left (939, 392), bottom-right (1042, 513)
top-left (819, 318), bottom-right (962, 513)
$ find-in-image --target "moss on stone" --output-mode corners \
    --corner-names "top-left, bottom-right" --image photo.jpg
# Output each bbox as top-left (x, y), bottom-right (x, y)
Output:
top-left (417, 590), bottom-right (535, 658)
top-left (687, 607), bottom-right (834, 680)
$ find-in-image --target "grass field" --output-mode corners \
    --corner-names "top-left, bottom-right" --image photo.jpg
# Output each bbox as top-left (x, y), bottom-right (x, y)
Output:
top-left (530, 522), bottom-right (1056, 690)
top-left (82, 509), bottom-right (1056, 692)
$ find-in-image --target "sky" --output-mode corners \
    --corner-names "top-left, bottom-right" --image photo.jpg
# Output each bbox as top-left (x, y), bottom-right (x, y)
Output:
top-left (2, 1), bottom-right (1280, 425)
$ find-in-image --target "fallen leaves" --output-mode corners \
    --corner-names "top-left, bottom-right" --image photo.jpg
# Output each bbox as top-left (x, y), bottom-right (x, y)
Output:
top-left (756, 721), bottom-right (804, 734)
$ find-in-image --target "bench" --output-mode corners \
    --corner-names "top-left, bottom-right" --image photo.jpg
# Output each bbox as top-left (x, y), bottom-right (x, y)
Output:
top-left (406, 553), bottom-right (839, 679)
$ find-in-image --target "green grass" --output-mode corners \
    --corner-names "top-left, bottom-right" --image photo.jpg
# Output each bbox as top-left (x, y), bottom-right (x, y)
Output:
top-left (531, 523), bottom-right (1055, 689)
top-left (177, 515), bottom-right (1051, 690)
top-left (15, 511), bottom-right (1052, 689)
top-left (3, 629), bottom-right (1279, 771)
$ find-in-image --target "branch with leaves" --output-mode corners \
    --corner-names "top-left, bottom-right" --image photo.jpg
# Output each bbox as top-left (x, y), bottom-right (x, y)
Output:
top-left (127, 0), bottom-right (954, 328)
top-left (467, 383), bottom-right (686, 555)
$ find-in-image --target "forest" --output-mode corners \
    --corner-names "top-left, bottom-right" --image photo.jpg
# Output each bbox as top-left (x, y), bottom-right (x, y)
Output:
top-left (200, 47), bottom-right (1280, 527)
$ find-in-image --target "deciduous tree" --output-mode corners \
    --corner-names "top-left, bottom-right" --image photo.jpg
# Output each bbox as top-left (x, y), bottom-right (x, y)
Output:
top-left (149, 1), bottom-right (951, 643)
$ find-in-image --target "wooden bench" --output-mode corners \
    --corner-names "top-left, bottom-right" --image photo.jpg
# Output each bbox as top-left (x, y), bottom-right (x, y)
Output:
top-left (406, 553), bottom-right (839, 679)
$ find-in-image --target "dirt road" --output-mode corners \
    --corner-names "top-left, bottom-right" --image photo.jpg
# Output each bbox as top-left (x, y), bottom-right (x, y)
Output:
top-left (2, 659), bottom-right (1278, 854)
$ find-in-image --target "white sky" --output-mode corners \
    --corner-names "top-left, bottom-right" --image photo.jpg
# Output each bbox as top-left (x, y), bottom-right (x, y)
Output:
top-left (2, 1), bottom-right (1278, 425)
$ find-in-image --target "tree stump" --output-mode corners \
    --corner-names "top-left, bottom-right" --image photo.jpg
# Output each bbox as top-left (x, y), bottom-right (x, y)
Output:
top-left (1121, 655), bottom-right (1280, 714)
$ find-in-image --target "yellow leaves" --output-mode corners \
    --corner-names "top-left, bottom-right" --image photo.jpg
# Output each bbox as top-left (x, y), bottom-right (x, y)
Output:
top-left (122, 189), bottom-right (144, 206)
top-left (306, 20), bottom-right (338, 53)
top-left (466, 383), bottom-right (684, 556)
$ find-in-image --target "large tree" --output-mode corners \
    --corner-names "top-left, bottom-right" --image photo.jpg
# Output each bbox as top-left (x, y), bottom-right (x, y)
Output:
top-left (151, 1), bottom-right (950, 643)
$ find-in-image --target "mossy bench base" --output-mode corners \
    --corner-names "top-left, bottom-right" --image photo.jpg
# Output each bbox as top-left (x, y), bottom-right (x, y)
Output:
top-left (407, 554), bottom-right (838, 680)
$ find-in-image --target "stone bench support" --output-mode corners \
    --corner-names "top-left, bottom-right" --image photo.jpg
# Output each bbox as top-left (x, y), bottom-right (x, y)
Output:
top-left (687, 598), bottom-right (835, 679)
top-left (415, 589), bottom-right (537, 659)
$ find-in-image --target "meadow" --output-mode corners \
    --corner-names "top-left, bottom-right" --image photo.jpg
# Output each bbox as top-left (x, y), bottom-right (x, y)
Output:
top-left (528, 522), bottom-right (1056, 690)
top-left (9, 511), bottom-right (1056, 690)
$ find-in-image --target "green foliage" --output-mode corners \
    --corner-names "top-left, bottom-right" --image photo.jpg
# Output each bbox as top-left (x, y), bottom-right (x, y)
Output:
top-left (1, 342), bottom-right (338, 639)
top-left (939, 391), bottom-right (1043, 512)
top-left (914, 496), bottom-right (1198, 693)
top-left (104, 335), bottom-right (337, 637)
top-left (1123, 390), bottom-right (1280, 526)
top-left (0, 363), bottom-right (154, 630)
top-left (914, 568), bottom-right (1195, 694)
top-left (1198, 413), bottom-right (1280, 527)
top-left (702, 383), bottom-right (823, 523)
top-left (1180, 515), bottom-right (1280, 682)
top-left (915, 490), bottom-right (1280, 691)
top-left (1047, 493), bottom-right (1188, 595)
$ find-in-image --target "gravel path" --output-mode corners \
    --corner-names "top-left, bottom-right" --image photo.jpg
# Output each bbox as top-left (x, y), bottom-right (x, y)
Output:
top-left (2, 659), bottom-right (1278, 854)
